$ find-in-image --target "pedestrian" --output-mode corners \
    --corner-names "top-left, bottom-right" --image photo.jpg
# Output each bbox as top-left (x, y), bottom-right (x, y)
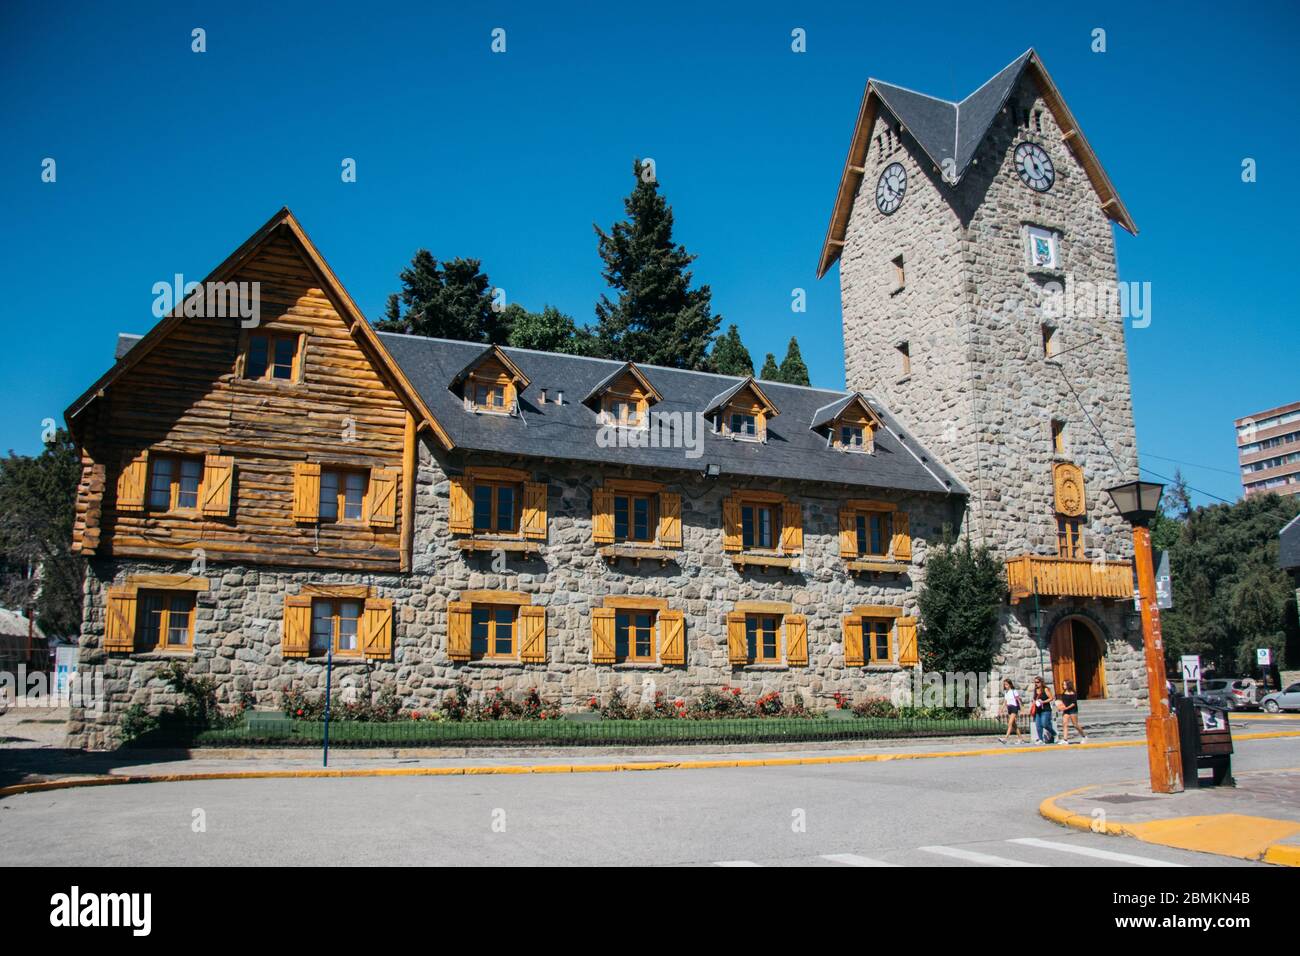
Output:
top-left (1030, 676), bottom-right (1056, 744)
top-left (1056, 679), bottom-right (1086, 744)
top-left (999, 679), bottom-right (1024, 744)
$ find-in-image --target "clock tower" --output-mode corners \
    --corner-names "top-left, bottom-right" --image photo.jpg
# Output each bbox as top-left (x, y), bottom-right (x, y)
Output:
top-left (820, 50), bottom-right (1146, 701)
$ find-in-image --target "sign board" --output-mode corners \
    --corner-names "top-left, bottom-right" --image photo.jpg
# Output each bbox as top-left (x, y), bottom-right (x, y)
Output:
top-left (1199, 706), bottom-right (1224, 732)
top-left (1180, 655), bottom-right (1201, 696)
top-left (53, 645), bottom-right (78, 701)
top-left (1155, 550), bottom-right (1173, 610)
top-left (1257, 648), bottom-right (1272, 667)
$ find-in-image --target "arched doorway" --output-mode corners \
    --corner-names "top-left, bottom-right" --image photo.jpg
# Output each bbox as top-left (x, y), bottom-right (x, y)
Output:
top-left (1049, 617), bottom-right (1108, 699)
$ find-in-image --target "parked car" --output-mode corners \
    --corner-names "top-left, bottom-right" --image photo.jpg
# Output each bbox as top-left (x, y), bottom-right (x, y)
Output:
top-left (1260, 683), bottom-right (1300, 713)
top-left (1190, 688), bottom-right (1235, 712)
top-left (1199, 678), bottom-right (1259, 710)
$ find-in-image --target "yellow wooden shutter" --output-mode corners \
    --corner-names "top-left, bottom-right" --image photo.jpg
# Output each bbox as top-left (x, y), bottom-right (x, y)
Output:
top-left (104, 587), bottom-right (137, 652)
top-left (522, 481), bottom-right (547, 540)
top-left (842, 614), bottom-right (864, 667)
top-left (784, 613), bottom-right (808, 667)
top-left (658, 609), bottom-right (685, 665)
top-left (839, 507), bottom-right (858, 558)
top-left (447, 601), bottom-right (472, 661)
top-left (722, 497), bottom-right (742, 552)
top-left (592, 488), bottom-right (614, 544)
top-left (282, 594), bottom-right (312, 658)
top-left (200, 454), bottom-right (235, 516)
top-left (726, 611), bottom-right (748, 665)
top-left (361, 597), bottom-right (394, 660)
top-left (519, 605), bottom-right (547, 662)
top-left (657, 492), bottom-right (682, 548)
top-left (368, 467), bottom-right (398, 527)
top-left (449, 476), bottom-right (473, 534)
top-left (897, 616), bottom-right (919, 666)
top-left (292, 463), bottom-right (320, 522)
top-left (780, 501), bottom-right (803, 555)
top-left (116, 450), bottom-right (149, 512)
top-left (891, 511), bottom-right (912, 562)
top-left (592, 607), bottom-right (616, 663)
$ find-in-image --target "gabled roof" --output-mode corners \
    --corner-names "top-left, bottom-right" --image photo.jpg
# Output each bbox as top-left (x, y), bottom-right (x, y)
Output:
top-left (703, 376), bottom-right (779, 419)
top-left (1281, 513), bottom-right (1300, 572)
top-left (809, 392), bottom-right (881, 432)
top-left (450, 343), bottom-right (531, 395)
top-left (818, 49), bottom-right (1138, 278)
top-left (65, 208), bottom-right (454, 449)
top-left (582, 361), bottom-right (663, 409)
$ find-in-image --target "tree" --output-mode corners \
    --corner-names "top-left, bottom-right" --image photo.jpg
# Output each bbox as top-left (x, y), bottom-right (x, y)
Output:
top-left (375, 250), bottom-right (509, 344)
top-left (759, 353), bottom-right (780, 381)
top-left (593, 160), bottom-right (721, 369)
top-left (776, 337), bottom-right (810, 386)
top-left (916, 534), bottom-right (1007, 676)
top-left (503, 304), bottom-right (597, 355)
top-left (710, 324), bottom-right (753, 377)
top-left (0, 431), bottom-right (84, 636)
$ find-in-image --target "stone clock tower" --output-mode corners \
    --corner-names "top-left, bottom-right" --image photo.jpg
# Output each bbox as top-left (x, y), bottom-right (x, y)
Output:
top-left (819, 50), bottom-right (1146, 701)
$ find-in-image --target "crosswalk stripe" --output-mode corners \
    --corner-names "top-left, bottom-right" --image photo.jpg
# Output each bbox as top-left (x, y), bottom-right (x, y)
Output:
top-left (821, 853), bottom-right (899, 867)
top-left (714, 860), bottom-right (761, 867)
top-left (920, 845), bottom-right (1045, 867)
top-left (1007, 837), bottom-right (1185, 867)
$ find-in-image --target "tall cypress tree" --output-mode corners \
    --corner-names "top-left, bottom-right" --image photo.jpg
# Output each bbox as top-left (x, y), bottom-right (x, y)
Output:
top-left (593, 160), bottom-right (721, 369)
top-left (759, 353), bottom-right (780, 381)
top-left (710, 324), bottom-right (754, 376)
top-left (777, 337), bottom-right (810, 386)
top-left (376, 250), bottom-right (508, 344)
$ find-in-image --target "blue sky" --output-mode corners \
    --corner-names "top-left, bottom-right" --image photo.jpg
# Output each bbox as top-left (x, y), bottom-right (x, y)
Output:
top-left (2, 1), bottom-right (1296, 505)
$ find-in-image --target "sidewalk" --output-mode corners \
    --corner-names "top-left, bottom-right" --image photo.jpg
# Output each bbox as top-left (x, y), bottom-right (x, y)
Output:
top-left (1042, 768), bottom-right (1300, 866)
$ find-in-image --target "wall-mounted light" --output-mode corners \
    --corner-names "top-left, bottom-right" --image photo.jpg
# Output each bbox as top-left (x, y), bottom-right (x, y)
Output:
top-left (704, 463), bottom-right (721, 478)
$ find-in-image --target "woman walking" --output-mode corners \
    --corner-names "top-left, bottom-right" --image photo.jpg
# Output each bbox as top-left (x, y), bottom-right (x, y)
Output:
top-left (1000, 679), bottom-right (1024, 744)
top-left (1030, 676), bottom-right (1056, 744)
top-left (1057, 680), bottom-right (1087, 744)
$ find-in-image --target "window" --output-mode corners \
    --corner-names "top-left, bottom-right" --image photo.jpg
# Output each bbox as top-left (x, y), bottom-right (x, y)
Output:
top-left (1027, 226), bottom-right (1058, 269)
top-left (855, 510), bottom-right (892, 557)
top-left (472, 481), bottom-right (519, 534)
top-left (470, 605), bottom-right (516, 660)
top-left (745, 614), bottom-right (781, 663)
top-left (136, 590), bottom-right (196, 651)
top-left (840, 424), bottom-right (867, 451)
top-left (319, 468), bottom-right (367, 523)
top-left (729, 412), bottom-right (757, 437)
top-left (245, 333), bottom-right (299, 381)
top-left (1042, 324), bottom-right (1057, 358)
top-left (1057, 516), bottom-right (1084, 559)
top-left (897, 342), bottom-right (911, 377)
top-left (614, 493), bottom-right (655, 543)
top-left (614, 609), bottom-right (657, 662)
top-left (741, 501), bottom-right (779, 550)
top-left (891, 254), bottom-right (905, 292)
top-left (865, 619), bottom-right (891, 663)
top-left (310, 598), bottom-right (362, 656)
top-left (148, 454), bottom-right (203, 511)
top-left (604, 397), bottom-right (644, 428)
top-left (1051, 419), bottom-right (1067, 455)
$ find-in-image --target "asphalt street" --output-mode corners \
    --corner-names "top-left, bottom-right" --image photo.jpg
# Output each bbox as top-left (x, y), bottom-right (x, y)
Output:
top-left (2, 735), bottom-right (1297, 866)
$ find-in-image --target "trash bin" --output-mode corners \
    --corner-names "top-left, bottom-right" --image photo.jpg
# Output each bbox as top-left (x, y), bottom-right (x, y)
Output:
top-left (1176, 697), bottom-right (1234, 788)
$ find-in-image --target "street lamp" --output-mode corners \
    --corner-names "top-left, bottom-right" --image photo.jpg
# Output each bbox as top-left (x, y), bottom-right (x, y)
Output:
top-left (1106, 479), bottom-right (1183, 794)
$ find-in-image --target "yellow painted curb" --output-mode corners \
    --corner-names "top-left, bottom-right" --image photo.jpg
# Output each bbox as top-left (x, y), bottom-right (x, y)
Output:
top-left (1262, 843), bottom-right (1300, 866)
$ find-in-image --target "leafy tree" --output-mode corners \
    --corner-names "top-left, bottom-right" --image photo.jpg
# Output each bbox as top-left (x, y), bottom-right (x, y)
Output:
top-left (916, 534), bottom-right (1007, 676)
top-left (375, 250), bottom-right (510, 344)
top-left (710, 324), bottom-right (753, 377)
top-left (593, 160), bottom-right (721, 369)
top-left (776, 337), bottom-right (810, 386)
top-left (759, 353), bottom-right (780, 381)
top-left (0, 430), bottom-right (84, 636)
top-left (503, 304), bottom-right (596, 355)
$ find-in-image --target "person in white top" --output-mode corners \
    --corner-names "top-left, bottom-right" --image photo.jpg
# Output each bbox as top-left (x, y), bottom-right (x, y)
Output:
top-left (999, 679), bottom-right (1024, 744)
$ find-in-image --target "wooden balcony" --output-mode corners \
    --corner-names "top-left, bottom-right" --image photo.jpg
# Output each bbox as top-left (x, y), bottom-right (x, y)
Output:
top-left (1006, 555), bottom-right (1134, 604)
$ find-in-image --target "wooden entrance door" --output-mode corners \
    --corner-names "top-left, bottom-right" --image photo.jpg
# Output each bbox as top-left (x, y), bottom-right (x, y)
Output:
top-left (1049, 619), bottom-right (1075, 696)
top-left (1071, 620), bottom-right (1107, 699)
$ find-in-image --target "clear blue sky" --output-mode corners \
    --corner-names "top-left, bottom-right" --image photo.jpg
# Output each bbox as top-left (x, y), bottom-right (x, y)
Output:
top-left (2, 1), bottom-right (1296, 505)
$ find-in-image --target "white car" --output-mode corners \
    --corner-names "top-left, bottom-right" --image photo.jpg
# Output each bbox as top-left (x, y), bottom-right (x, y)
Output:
top-left (1260, 683), bottom-right (1300, 713)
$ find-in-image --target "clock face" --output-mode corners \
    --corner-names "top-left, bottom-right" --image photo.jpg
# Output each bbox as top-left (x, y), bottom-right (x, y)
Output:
top-left (1014, 142), bottom-right (1055, 192)
top-left (875, 162), bottom-right (906, 215)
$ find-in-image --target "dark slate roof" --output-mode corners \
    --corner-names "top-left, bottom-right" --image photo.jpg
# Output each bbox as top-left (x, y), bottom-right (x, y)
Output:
top-left (378, 333), bottom-right (965, 496)
top-left (874, 49), bottom-right (1032, 185)
top-left (1281, 514), bottom-right (1300, 571)
top-left (116, 333), bottom-right (142, 360)
top-left (809, 394), bottom-right (861, 431)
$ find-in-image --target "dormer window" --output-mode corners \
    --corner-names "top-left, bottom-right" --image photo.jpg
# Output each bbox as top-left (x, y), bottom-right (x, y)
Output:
top-left (584, 362), bottom-right (660, 429)
top-left (812, 392), bottom-right (880, 455)
top-left (605, 396), bottom-right (645, 428)
top-left (706, 377), bottom-right (778, 444)
top-left (730, 412), bottom-right (758, 438)
top-left (840, 424), bottom-right (866, 450)
top-left (472, 380), bottom-right (509, 412)
top-left (452, 345), bottom-right (530, 417)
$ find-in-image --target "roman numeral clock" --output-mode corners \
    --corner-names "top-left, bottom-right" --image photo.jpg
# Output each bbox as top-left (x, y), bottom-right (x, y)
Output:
top-left (1014, 141), bottom-right (1055, 192)
top-left (875, 161), bottom-right (906, 214)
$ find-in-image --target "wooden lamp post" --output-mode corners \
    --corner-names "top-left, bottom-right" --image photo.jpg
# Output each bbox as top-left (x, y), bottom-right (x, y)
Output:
top-left (1106, 480), bottom-right (1183, 794)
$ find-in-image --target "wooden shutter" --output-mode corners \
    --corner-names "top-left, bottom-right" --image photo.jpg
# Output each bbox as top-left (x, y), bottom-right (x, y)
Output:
top-left (780, 501), bottom-right (803, 555)
top-left (200, 454), bottom-right (235, 516)
top-left (891, 511), bottom-right (912, 562)
top-left (282, 595), bottom-right (312, 658)
top-left (784, 614), bottom-right (808, 667)
top-left (657, 492), bottom-right (682, 548)
top-left (368, 467), bottom-right (399, 527)
top-left (116, 450), bottom-right (149, 512)
top-left (897, 616), bottom-right (919, 666)
top-left (839, 507), bottom-right (858, 558)
top-left (726, 611), bottom-right (748, 665)
top-left (592, 607), bottom-right (616, 663)
top-left (447, 601), bottom-right (472, 661)
top-left (361, 597), bottom-right (394, 660)
top-left (842, 614), bottom-right (865, 667)
top-left (449, 476), bottom-right (473, 534)
top-left (722, 497), bottom-right (742, 552)
top-left (519, 605), bottom-right (547, 663)
top-left (592, 487), bottom-right (615, 544)
top-left (522, 481), bottom-right (548, 540)
top-left (658, 609), bottom-right (685, 665)
top-left (103, 587), bottom-right (137, 652)
top-left (292, 463), bottom-right (320, 522)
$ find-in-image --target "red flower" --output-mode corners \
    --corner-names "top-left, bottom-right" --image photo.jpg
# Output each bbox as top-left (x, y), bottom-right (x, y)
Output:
top-left (296, 709), bottom-right (303, 717)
